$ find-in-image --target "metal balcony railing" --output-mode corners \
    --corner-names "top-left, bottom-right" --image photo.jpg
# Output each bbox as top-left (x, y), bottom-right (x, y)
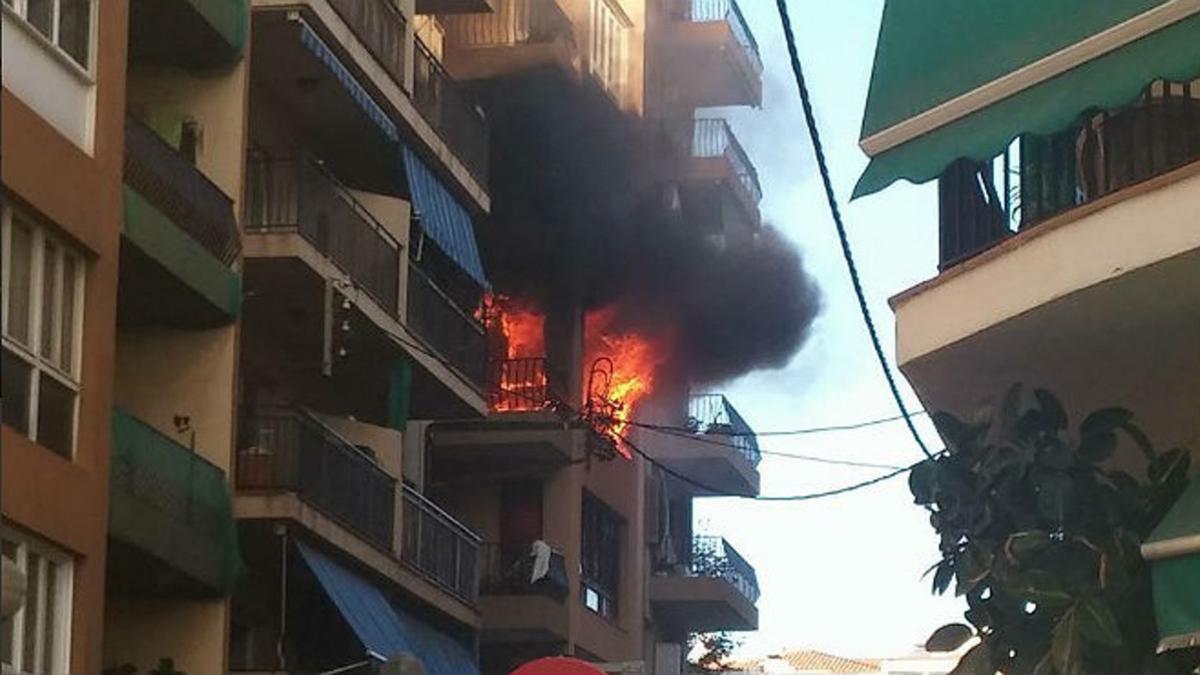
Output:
top-left (413, 36), bottom-right (490, 186)
top-left (236, 406), bottom-right (396, 550)
top-left (479, 542), bottom-right (570, 599)
top-left (692, 118), bottom-right (763, 205)
top-left (679, 0), bottom-right (762, 75)
top-left (400, 486), bottom-right (481, 605)
top-left (109, 408), bottom-right (239, 593)
top-left (692, 535), bottom-right (760, 605)
top-left (245, 155), bottom-right (401, 313)
top-left (328, 0), bottom-right (407, 88)
top-left (407, 260), bottom-right (488, 388)
top-left (441, 0), bottom-right (575, 49)
top-left (488, 357), bottom-right (571, 412)
top-left (687, 393), bottom-right (761, 467)
top-left (124, 116), bottom-right (241, 265)
top-left (938, 78), bottom-right (1200, 270)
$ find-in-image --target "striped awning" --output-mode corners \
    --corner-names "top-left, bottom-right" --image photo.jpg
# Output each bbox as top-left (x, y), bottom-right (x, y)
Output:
top-left (297, 21), bottom-right (398, 142)
top-left (402, 146), bottom-right (489, 287)
top-left (1142, 479), bottom-right (1200, 652)
top-left (854, 0), bottom-right (1200, 198)
top-left (295, 541), bottom-right (480, 674)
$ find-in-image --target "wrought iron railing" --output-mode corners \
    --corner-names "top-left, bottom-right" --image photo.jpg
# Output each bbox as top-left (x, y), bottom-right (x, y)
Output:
top-left (244, 155), bottom-right (401, 313)
top-left (236, 406), bottom-right (396, 551)
top-left (124, 116), bottom-right (241, 265)
top-left (479, 542), bottom-right (570, 599)
top-left (407, 260), bottom-right (488, 388)
top-left (400, 486), bottom-right (480, 605)
top-left (109, 408), bottom-right (239, 593)
top-left (687, 393), bottom-right (761, 467)
top-left (938, 78), bottom-right (1200, 270)
top-left (488, 357), bottom-right (570, 412)
top-left (440, 0), bottom-right (575, 48)
top-left (413, 36), bottom-right (490, 186)
top-left (328, 0), bottom-right (407, 88)
top-left (678, 0), bottom-right (762, 75)
top-left (692, 535), bottom-right (759, 604)
top-left (692, 118), bottom-right (763, 204)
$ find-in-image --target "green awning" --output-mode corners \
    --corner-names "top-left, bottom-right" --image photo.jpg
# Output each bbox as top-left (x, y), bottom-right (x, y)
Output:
top-left (854, 0), bottom-right (1200, 198)
top-left (1142, 479), bottom-right (1200, 652)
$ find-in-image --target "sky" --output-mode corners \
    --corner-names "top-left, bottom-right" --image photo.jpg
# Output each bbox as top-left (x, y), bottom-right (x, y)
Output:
top-left (693, 1), bottom-right (967, 659)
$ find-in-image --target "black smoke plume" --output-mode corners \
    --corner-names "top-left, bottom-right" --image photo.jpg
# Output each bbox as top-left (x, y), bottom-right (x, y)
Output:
top-left (474, 69), bottom-right (821, 386)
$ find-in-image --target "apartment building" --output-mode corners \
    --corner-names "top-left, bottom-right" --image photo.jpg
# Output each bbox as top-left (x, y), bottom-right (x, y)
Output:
top-left (2, 1), bottom-right (128, 673)
top-left (856, 0), bottom-right (1200, 654)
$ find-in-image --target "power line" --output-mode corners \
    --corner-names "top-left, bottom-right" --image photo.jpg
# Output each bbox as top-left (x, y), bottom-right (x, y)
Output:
top-left (774, 0), bottom-right (935, 461)
top-left (622, 409), bottom-right (928, 437)
top-left (632, 426), bottom-right (905, 470)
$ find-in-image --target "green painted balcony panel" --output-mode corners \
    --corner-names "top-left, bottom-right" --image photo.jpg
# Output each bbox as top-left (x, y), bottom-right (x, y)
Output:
top-left (109, 409), bottom-right (241, 596)
top-left (129, 0), bottom-right (248, 68)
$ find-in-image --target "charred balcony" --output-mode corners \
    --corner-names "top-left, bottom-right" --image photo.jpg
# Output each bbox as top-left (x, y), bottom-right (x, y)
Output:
top-left (664, 0), bottom-right (762, 107)
top-left (650, 534), bottom-right (759, 633)
top-left (439, 0), bottom-right (578, 82)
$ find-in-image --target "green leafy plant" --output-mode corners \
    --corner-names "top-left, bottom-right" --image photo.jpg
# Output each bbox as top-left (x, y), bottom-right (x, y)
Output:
top-left (687, 631), bottom-right (740, 672)
top-left (910, 385), bottom-right (1197, 675)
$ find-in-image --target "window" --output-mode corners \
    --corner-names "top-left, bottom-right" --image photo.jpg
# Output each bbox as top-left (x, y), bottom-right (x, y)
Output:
top-left (580, 492), bottom-right (621, 619)
top-left (2, 0), bottom-right (94, 69)
top-left (1, 207), bottom-right (85, 459)
top-left (589, 0), bottom-right (630, 101)
top-left (1, 529), bottom-right (73, 675)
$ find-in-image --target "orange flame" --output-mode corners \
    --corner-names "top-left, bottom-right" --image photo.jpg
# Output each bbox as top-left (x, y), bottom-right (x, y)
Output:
top-left (584, 306), bottom-right (666, 459)
top-left (488, 295), bottom-right (549, 412)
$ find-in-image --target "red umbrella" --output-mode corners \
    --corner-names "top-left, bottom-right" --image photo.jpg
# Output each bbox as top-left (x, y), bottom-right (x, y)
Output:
top-left (510, 657), bottom-right (607, 675)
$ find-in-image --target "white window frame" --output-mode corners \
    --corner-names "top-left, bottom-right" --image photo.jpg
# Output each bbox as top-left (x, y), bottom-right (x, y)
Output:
top-left (1, 206), bottom-right (85, 458)
top-left (1, 529), bottom-right (74, 675)
top-left (1, 0), bottom-right (97, 76)
top-left (589, 0), bottom-right (630, 102)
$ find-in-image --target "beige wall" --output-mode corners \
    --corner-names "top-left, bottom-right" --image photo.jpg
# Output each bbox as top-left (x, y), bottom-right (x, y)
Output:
top-left (314, 413), bottom-right (405, 479)
top-left (114, 326), bottom-right (239, 471)
top-left (102, 597), bottom-right (227, 675)
top-left (350, 189), bottom-right (412, 316)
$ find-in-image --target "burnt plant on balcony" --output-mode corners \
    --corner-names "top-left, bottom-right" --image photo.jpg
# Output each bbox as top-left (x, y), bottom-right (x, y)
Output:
top-left (910, 385), bottom-right (1197, 674)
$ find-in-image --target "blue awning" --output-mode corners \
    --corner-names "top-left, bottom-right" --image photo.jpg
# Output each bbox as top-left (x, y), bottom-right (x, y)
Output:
top-left (295, 541), bottom-right (480, 675)
top-left (402, 147), bottom-right (489, 287)
top-left (297, 21), bottom-right (398, 143)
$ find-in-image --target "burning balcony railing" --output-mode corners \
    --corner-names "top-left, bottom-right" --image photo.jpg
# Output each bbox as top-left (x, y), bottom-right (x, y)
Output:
top-left (687, 393), bottom-right (761, 467)
top-left (677, 0), bottom-right (762, 75)
top-left (692, 535), bottom-right (760, 605)
top-left (407, 260), bottom-right (488, 388)
top-left (939, 78), bottom-right (1200, 270)
top-left (124, 116), bottom-right (241, 265)
top-left (245, 155), bottom-right (401, 313)
top-left (236, 406), bottom-right (396, 550)
top-left (328, 0), bottom-right (407, 88)
top-left (400, 485), bottom-right (481, 605)
top-left (692, 118), bottom-right (763, 204)
top-left (441, 0), bottom-right (575, 49)
top-left (489, 357), bottom-right (570, 412)
top-left (413, 36), bottom-right (490, 186)
top-left (479, 542), bottom-right (570, 600)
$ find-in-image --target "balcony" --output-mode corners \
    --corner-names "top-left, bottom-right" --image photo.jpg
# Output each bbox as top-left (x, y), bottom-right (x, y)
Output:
top-left (246, 155), bottom-right (401, 314)
top-left (650, 535), bottom-right (759, 633)
top-left (107, 409), bottom-right (239, 596)
top-left (236, 406), bottom-right (397, 551)
top-left (121, 117), bottom-right (242, 325)
top-left (416, 0), bottom-right (495, 14)
top-left (893, 80), bottom-right (1200, 457)
top-left (665, 0), bottom-right (762, 107)
top-left (676, 117), bottom-right (762, 233)
top-left (643, 394), bottom-right (761, 497)
top-left (476, 542), bottom-right (571, 644)
top-left (328, 0), bottom-right (406, 89)
top-left (440, 0), bottom-right (578, 82)
top-left (129, 0), bottom-right (247, 68)
top-left (400, 485), bottom-right (481, 605)
top-left (414, 36), bottom-right (491, 186)
top-left (407, 259), bottom-right (488, 387)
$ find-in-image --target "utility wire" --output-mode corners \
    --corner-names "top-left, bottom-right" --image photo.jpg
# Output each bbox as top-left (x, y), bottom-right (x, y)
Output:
top-left (620, 409), bottom-right (928, 437)
top-left (774, 0), bottom-right (934, 460)
top-left (633, 426), bottom-right (904, 470)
